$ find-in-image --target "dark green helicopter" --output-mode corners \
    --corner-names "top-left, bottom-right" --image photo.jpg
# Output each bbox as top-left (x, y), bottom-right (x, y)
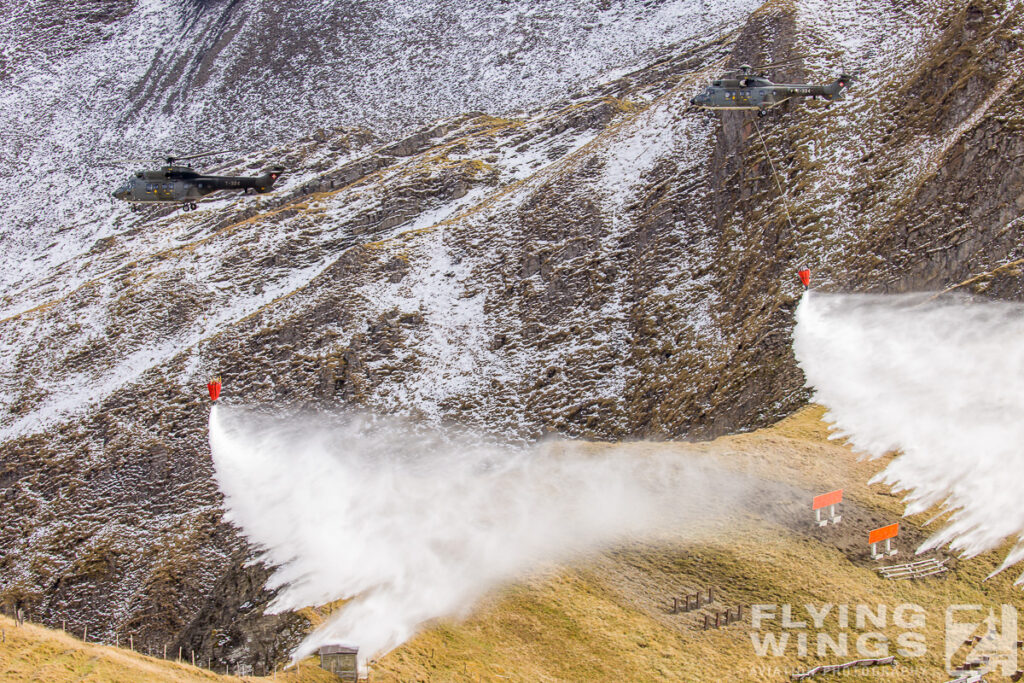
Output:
top-left (108, 150), bottom-right (285, 212)
top-left (690, 62), bottom-right (852, 116)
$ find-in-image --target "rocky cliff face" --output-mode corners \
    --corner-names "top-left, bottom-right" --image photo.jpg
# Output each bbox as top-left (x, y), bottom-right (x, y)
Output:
top-left (1, 0), bottom-right (1022, 671)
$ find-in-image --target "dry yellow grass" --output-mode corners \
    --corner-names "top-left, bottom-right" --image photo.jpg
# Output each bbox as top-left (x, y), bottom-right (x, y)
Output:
top-left (5, 407), bottom-right (1022, 682)
top-left (0, 615), bottom-right (334, 683)
top-left (370, 407), bottom-right (1024, 682)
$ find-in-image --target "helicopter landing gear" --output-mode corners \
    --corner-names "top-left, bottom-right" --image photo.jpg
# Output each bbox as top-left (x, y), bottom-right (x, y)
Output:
top-left (191, 202), bottom-right (198, 210)
top-left (181, 202), bottom-right (198, 212)
top-left (757, 109), bottom-right (768, 118)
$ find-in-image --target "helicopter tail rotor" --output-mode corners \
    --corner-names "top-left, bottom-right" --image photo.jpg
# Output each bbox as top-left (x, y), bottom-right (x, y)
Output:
top-left (824, 73), bottom-right (853, 100)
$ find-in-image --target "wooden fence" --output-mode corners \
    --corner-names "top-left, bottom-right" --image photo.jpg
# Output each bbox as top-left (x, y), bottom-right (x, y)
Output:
top-left (702, 606), bottom-right (743, 630)
top-left (671, 587), bottom-right (714, 614)
top-left (3, 606), bottom-right (272, 677)
top-left (791, 656), bottom-right (896, 680)
top-left (876, 557), bottom-right (948, 580)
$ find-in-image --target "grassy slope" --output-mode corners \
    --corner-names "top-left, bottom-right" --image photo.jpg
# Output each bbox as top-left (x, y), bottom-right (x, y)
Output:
top-left (370, 406), bottom-right (1024, 682)
top-left (0, 615), bottom-right (335, 683)
top-left (4, 406), bottom-right (1021, 682)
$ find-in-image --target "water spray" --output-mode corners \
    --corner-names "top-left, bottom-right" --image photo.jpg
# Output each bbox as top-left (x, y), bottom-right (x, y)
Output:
top-left (207, 404), bottom-right (756, 668)
top-left (794, 291), bottom-right (1024, 582)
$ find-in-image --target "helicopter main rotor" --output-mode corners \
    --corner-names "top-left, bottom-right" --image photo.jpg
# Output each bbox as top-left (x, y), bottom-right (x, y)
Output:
top-left (728, 58), bottom-right (805, 78)
top-left (161, 149), bottom-right (236, 165)
top-left (98, 149), bottom-right (237, 167)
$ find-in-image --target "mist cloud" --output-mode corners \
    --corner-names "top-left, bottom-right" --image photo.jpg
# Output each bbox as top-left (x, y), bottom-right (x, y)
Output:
top-left (209, 406), bottom-right (750, 665)
top-left (794, 291), bottom-right (1024, 580)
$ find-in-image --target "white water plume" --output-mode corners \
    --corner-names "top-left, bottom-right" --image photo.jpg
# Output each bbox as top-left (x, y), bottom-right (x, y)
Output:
top-left (208, 405), bottom-right (748, 665)
top-left (794, 291), bottom-right (1024, 580)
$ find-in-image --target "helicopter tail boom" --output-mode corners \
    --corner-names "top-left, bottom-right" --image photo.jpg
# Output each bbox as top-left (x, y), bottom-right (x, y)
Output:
top-left (822, 74), bottom-right (852, 101)
top-left (254, 166), bottom-right (285, 193)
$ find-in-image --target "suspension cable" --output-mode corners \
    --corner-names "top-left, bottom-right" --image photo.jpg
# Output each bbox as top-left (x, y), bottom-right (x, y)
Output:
top-left (753, 117), bottom-right (796, 233)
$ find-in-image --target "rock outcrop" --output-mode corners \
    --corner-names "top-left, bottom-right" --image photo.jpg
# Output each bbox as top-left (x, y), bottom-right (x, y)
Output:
top-left (1, 0), bottom-right (1022, 671)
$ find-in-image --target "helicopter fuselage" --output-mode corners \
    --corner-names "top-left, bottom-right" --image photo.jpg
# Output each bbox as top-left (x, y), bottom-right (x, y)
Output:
top-left (112, 165), bottom-right (282, 204)
top-left (690, 75), bottom-right (850, 111)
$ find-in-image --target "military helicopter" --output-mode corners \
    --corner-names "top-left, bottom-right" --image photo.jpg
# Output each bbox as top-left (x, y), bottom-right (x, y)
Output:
top-left (107, 150), bottom-right (285, 212)
top-left (690, 61), bottom-right (852, 116)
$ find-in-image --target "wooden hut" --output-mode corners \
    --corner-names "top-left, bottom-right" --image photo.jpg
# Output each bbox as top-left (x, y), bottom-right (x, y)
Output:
top-left (318, 644), bottom-right (359, 681)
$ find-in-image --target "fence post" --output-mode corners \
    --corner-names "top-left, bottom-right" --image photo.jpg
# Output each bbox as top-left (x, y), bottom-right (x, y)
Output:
top-left (84, 625), bottom-right (88, 642)
top-left (672, 597), bottom-right (678, 614)
top-left (708, 586), bottom-right (715, 604)
top-left (130, 634), bottom-right (133, 651)
top-left (703, 614), bottom-right (709, 630)
top-left (179, 646), bottom-right (182, 661)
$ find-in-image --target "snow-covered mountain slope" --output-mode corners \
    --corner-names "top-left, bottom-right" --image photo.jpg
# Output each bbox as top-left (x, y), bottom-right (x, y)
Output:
top-left (0, 0), bottom-right (759, 304)
top-left (2, 0), bottom-right (1023, 673)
